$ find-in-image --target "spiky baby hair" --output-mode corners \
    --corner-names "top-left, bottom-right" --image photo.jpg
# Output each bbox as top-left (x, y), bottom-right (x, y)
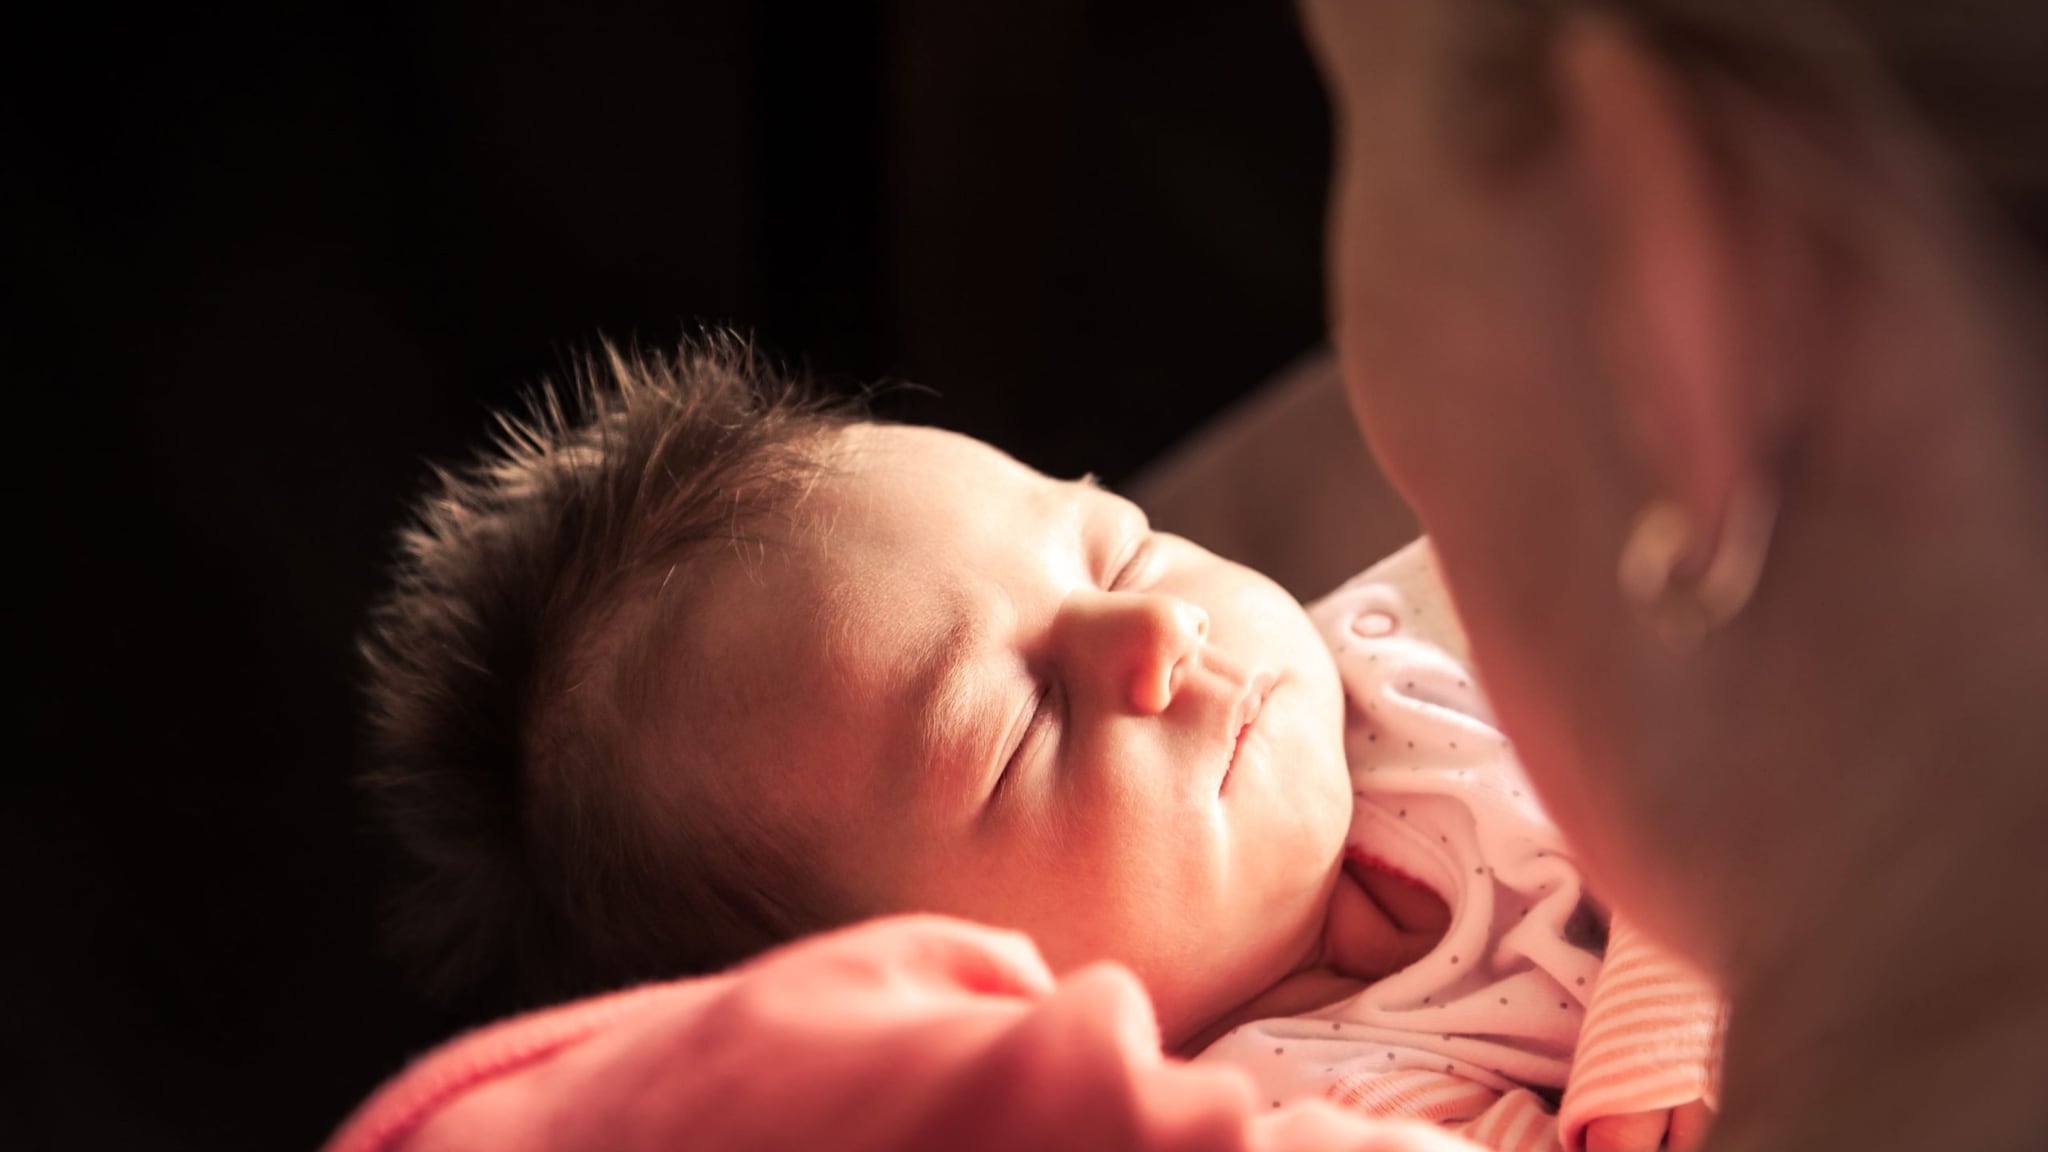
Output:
top-left (359, 334), bottom-right (862, 1012)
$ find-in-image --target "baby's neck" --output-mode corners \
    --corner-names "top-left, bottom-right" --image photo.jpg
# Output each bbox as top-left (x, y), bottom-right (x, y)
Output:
top-left (1173, 857), bottom-right (1448, 1057)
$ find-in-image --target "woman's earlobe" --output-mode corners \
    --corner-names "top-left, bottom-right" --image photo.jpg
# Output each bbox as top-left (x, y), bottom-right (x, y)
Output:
top-left (1617, 480), bottom-right (1780, 652)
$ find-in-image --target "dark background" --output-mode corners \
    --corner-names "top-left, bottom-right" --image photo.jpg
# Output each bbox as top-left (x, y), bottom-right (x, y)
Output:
top-left (12, 2), bottom-right (1331, 1147)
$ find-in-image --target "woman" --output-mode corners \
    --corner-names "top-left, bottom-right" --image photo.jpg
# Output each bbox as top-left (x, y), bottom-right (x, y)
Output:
top-left (325, 3), bottom-right (2048, 1150)
top-left (1304, 1), bottom-right (2048, 1148)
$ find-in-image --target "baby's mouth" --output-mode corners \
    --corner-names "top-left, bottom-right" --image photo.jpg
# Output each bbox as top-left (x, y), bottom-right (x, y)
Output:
top-left (1223, 673), bottom-right (1277, 790)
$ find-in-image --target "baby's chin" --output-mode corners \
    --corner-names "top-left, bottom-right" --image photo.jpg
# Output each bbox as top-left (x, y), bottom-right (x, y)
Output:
top-left (1153, 844), bottom-right (1352, 1053)
top-left (1283, 686), bottom-right (1355, 844)
top-left (1302, 760), bottom-right (1358, 885)
top-left (1238, 734), bottom-right (1353, 922)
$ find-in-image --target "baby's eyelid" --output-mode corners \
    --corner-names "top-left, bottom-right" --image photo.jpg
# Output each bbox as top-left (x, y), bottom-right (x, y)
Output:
top-left (1109, 532), bottom-right (1155, 591)
top-left (994, 682), bottom-right (1050, 798)
top-left (1024, 677), bottom-right (1070, 766)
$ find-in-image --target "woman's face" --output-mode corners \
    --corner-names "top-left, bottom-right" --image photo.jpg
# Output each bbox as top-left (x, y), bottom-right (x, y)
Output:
top-left (1304, 0), bottom-right (1619, 591)
top-left (1301, 0), bottom-right (1664, 919)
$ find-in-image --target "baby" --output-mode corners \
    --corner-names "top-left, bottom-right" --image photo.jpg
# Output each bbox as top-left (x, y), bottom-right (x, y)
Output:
top-left (362, 340), bottom-right (1716, 1152)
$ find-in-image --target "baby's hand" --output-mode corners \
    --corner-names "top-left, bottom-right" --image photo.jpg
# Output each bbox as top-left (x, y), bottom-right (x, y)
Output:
top-left (1583, 1100), bottom-right (1713, 1152)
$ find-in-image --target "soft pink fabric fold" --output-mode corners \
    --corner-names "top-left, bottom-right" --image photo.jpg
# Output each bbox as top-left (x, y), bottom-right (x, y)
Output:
top-left (327, 915), bottom-right (1481, 1152)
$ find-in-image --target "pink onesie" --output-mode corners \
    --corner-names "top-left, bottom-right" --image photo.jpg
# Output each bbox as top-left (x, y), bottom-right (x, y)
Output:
top-left (1195, 541), bottom-right (1724, 1152)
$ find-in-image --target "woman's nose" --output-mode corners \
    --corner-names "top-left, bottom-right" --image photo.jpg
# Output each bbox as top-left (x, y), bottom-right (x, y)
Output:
top-left (1058, 591), bottom-right (1209, 715)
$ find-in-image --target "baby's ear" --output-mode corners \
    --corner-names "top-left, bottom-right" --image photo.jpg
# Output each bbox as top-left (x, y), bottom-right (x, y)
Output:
top-left (1554, 13), bottom-right (1764, 564)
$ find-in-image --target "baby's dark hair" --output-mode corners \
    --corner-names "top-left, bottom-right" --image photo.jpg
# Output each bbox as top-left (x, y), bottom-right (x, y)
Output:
top-left (360, 334), bottom-right (864, 1012)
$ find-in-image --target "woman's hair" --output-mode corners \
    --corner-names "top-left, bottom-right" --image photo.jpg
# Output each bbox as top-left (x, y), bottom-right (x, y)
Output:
top-left (359, 334), bottom-right (864, 1013)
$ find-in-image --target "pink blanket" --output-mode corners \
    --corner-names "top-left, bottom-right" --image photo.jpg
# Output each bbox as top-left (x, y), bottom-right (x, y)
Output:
top-left (326, 915), bottom-right (1480, 1152)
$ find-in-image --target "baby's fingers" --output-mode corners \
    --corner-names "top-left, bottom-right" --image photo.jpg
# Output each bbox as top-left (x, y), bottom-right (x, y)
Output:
top-left (1584, 1111), bottom-right (1668, 1152)
top-left (1666, 1100), bottom-right (1714, 1151)
top-left (1583, 1102), bottom-right (1716, 1152)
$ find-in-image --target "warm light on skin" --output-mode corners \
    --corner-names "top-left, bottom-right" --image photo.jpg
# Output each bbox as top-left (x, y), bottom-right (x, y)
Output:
top-left (665, 423), bottom-right (1370, 1049)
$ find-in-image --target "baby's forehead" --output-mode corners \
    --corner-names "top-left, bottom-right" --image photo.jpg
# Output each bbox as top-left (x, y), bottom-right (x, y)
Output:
top-left (652, 430), bottom-right (1133, 831)
top-left (655, 538), bottom-right (975, 822)
top-left (686, 421), bottom-right (1099, 728)
top-left (682, 517), bottom-right (936, 715)
top-left (830, 423), bottom-right (1047, 494)
top-left (823, 427), bottom-right (1097, 549)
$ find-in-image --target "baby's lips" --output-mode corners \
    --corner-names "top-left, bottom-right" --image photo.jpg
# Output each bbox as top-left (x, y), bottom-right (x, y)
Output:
top-left (1230, 672), bottom-right (1277, 740)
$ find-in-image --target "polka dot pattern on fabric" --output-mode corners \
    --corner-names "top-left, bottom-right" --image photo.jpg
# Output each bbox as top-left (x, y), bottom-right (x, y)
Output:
top-left (1260, 553), bottom-right (1724, 1126)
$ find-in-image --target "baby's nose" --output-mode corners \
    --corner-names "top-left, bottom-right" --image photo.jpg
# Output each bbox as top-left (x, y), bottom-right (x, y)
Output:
top-left (1073, 590), bottom-right (1196, 709)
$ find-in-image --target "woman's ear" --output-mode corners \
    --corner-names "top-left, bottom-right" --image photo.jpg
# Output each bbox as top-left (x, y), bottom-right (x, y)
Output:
top-left (1555, 14), bottom-right (1765, 575)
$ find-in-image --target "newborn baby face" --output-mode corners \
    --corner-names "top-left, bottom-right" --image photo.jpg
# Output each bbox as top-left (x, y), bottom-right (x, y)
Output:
top-left (682, 424), bottom-right (1353, 1045)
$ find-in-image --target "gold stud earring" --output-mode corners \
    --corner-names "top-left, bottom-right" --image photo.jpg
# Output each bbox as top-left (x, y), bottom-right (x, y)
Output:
top-left (1617, 482), bottom-right (1778, 652)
